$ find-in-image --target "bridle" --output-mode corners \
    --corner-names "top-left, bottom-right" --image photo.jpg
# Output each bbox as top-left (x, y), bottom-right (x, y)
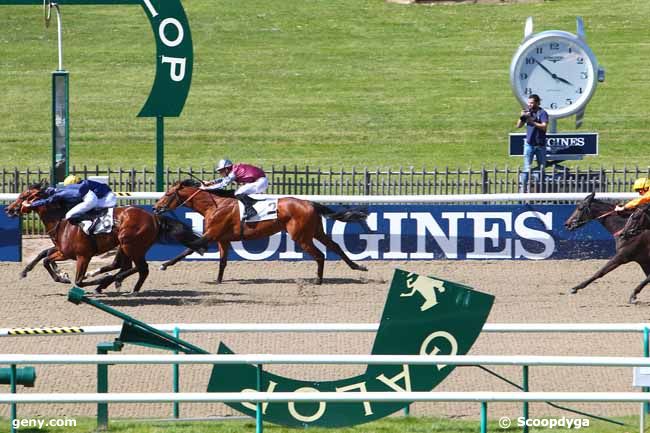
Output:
top-left (158, 183), bottom-right (220, 213)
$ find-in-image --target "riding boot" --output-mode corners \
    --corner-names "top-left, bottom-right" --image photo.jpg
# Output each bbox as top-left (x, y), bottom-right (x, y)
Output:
top-left (235, 194), bottom-right (257, 220)
top-left (88, 218), bottom-right (100, 235)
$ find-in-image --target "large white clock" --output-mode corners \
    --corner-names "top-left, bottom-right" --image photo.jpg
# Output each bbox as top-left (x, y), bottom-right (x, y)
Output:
top-left (510, 17), bottom-right (604, 120)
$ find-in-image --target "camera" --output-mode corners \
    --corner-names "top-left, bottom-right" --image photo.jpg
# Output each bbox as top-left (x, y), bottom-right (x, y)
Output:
top-left (520, 112), bottom-right (531, 122)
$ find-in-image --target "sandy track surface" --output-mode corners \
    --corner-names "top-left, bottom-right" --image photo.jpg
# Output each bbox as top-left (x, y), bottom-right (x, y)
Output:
top-left (2, 238), bottom-right (650, 420)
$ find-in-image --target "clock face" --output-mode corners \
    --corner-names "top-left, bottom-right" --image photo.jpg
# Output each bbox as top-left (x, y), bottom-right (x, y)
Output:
top-left (511, 32), bottom-right (598, 118)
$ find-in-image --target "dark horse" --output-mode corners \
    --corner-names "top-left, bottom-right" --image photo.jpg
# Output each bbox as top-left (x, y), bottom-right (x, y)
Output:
top-left (564, 191), bottom-right (650, 303)
top-left (153, 179), bottom-right (369, 284)
top-left (5, 182), bottom-right (203, 293)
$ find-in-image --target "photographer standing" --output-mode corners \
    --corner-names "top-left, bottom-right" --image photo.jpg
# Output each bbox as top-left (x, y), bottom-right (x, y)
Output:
top-left (516, 94), bottom-right (549, 193)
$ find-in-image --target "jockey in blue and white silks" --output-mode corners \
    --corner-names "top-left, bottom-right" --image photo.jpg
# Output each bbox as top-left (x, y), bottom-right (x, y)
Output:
top-left (29, 175), bottom-right (117, 222)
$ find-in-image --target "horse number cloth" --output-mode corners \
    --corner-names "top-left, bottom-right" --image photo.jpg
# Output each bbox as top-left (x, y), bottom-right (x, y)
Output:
top-left (237, 197), bottom-right (278, 222)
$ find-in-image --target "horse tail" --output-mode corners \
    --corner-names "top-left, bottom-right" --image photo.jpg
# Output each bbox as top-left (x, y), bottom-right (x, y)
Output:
top-left (311, 201), bottom-right (369, 224)
top-left (155, 215), bottom-right (205, 252)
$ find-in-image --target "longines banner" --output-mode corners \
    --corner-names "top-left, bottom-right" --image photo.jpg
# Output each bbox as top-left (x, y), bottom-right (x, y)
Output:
top-left (144, 204), bottom-right (616, 261)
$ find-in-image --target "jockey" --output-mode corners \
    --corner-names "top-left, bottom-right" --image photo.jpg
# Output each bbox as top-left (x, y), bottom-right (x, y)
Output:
top-left (29, 175), bottom-right (117, 223)
top-left (615, 177), bottom-right (650, 212)
top-left (200, 159), bottom-right (268, 220)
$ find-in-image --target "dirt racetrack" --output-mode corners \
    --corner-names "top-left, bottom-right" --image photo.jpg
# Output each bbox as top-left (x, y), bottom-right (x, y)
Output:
top-left (2, 238), bottom-right (650, 421)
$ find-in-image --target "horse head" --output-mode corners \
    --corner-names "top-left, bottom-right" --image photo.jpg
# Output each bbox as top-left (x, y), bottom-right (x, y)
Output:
top-left (564, 192), bottom-right (597, 231)
top-left (620, 204), bottom-right (650, 240)
top-left (5, 180), bottom-right (50, 217)
top-left (153, 179), bottom-right (201, 214)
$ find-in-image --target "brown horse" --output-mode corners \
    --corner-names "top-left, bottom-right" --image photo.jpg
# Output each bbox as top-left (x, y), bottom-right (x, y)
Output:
top-left (5, 184), bottom-right (69, 282)
top-left (564, 191), bottom-right (650, 303)
top-left (153, 179), bottom-right (368, 284)
top-left (5, 182), bottom-right (203, 293)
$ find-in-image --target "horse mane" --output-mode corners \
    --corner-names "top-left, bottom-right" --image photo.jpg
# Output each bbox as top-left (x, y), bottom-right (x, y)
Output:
top-left (180, 179), bottom-right (201, 188)
top-left (178, 179), bottom-right (235, 198)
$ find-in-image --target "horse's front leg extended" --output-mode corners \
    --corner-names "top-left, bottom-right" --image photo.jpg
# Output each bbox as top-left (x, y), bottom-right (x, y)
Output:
top-left (21, 246), bottom-right (56, 278)
top-left (43, 250), bottom-right (71, 284)
top-left (570, 255), bottom-right (627, 294)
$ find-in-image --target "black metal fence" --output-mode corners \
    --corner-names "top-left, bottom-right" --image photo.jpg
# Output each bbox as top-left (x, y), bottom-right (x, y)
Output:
top-left (2, 164), bottom-right (649, 195)
top-left (2, 164), bottom-right (649, 234)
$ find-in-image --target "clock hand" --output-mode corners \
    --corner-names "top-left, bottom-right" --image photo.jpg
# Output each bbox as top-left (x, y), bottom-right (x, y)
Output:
top-left (554, 75), bottom-right (574, 86)
top-left (534, 59), bottom-right (573, 86)
top-left (534, 59), bottom-right (555, 77)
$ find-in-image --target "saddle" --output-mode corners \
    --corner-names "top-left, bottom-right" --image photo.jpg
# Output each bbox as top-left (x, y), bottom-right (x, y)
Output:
top-left (70, 208), bottom-right (115, 235)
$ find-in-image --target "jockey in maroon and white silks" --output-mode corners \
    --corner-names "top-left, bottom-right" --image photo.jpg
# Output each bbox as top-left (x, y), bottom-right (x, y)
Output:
top-left (201, 159), bottom-right (268, 220)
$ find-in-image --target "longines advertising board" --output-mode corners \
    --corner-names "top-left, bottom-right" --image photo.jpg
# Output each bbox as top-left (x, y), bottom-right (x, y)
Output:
top-left (144, 204), bottom-right (616, 261)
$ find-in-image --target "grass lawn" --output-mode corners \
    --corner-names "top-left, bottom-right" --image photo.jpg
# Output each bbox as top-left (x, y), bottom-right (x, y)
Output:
top-left (0, 415), bottom-right (641, 433)
top-left (1, 0), bottom-right (649, 170)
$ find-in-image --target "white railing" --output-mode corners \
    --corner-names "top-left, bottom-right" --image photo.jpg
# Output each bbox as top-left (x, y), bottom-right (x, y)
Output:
top-left (2, 353), bottom-right (650, 367)
top-left (0, 192), bottom-right (638, 203)
top-left (2, 322), bottom-right (648, 337)
top-left (1, 391), bottom-right (649, 404)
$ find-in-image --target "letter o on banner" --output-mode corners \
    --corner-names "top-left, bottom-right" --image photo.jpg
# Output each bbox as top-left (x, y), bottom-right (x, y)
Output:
top-left (158, 18), bottom-right (184, 47)
top-left (287, 387), bottom-right (326, 423)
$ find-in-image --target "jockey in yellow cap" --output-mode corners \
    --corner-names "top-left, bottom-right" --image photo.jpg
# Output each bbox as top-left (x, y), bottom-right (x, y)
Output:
top-left (615, 177), bottom-right (650, 212)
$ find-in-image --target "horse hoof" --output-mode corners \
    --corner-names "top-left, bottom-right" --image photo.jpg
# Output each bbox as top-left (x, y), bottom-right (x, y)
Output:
top-left (357, 265), bottom-right (368, 272)
top-left (629, 296), bottom-right (638, 304)
top-left (160, 265), bottom-right (167, 271)
top-left (569, 288), bottom-right (578, 294)
top-left (95, 288), bottom-right (103, 294)
top-left (19, 271), bottom-right (27, 279)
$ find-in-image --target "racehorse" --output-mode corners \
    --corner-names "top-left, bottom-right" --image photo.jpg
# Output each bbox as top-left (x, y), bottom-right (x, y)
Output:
top-left (5, 181), bottom-right (203, 293)
top-left (5, 184), bottom-right (69, 282)
top-left (564, 191), bottom-right (650, 303)
top-left (153, 179), bottom-right (369, 284)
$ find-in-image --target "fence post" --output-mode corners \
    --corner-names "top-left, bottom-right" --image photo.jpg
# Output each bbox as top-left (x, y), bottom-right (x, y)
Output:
top-left (480, 401), bottom-right (488, 433)
top-left (173, 327), bottom-right (180, 419)
top-left (10, 364), bottom-right (17, 433)
top-left (256, 364), bottom-right (264, 433)
top-left (96, 341), bottom-right (123, 430)
top-left (643, 328), bottom-right (650, 413)
top-left (522, 365), bottom-right (529, 433)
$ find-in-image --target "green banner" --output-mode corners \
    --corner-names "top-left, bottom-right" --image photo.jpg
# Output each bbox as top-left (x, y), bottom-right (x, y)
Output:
top-left (207, 269), bottom-right (494, 427)
top-left (0, 0), bottom-right (193, 117)
top-left (137, 0), bottom-right (192, 117)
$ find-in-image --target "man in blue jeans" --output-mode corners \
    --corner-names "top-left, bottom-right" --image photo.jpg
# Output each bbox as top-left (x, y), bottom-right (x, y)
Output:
top-left (516, 94), bottom-right (549, 192)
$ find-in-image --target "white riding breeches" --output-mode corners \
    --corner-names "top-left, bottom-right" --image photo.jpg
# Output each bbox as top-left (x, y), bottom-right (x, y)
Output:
top-left (66, 191), bottom-right (98, 220)
top-left (235, 177), bottom-right (268, 196)
top-left (97, 192), bottom-right (117, 208)
top-left (65, 191), bottom-right (117, 220)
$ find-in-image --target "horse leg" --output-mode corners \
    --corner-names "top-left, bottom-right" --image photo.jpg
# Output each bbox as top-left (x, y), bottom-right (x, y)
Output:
top-left (43, 250), bottom-right (71, 284)
top-left (314, 231), bottom-right (367, 272)
top-left (88, 249), bottom-right (126, 277)
top-left (72, 255), bottom-right (91, 287)
top-left (298, 240), bottom-right (325, 285)
top-left (217, 241), bottom-right (230, 283)
top-left (628, 263), bottom-right (650, 304)
top-left (130, 258), bottom-right (149, 293)
top-left (20, 246), bottom-right (55, 278)
top-left (160, 248), bottom-right (194, 271)
top-left (569, 255), bottom-right (627, 294)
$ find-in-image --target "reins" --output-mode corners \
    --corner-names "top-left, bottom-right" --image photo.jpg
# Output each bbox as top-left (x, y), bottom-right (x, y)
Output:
top-left (177, 188), bottom-right (202, 208)
top-left (596, 209), bottom-right (617, 220)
